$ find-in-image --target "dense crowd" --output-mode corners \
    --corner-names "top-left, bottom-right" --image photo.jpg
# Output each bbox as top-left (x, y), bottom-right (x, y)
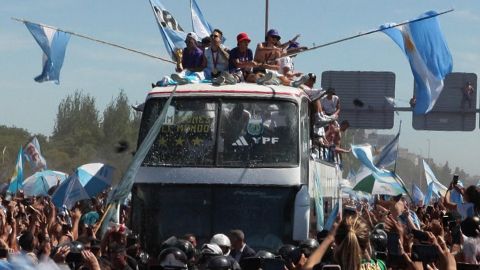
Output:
top-left (0, 177), bottom-right (477, 269)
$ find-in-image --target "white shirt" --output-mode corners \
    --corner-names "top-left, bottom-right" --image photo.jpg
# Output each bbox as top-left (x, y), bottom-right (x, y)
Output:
top-left (320, 95), bottom-right (339, 115)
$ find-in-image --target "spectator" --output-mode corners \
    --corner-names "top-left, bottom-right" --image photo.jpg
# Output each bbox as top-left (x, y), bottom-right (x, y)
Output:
top-left (444, 184), bottom-right (480, 220)
top-left (228, 229), bottom-right (255, 262)
top-left (320, 87), bottom-right (340, 116)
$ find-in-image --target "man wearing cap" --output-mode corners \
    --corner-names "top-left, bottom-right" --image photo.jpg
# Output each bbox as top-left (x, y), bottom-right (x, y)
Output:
top-left (229, 32), bottom-right (257, 83)
top-left (254, 29), bottom-right (283, 73)
top-left (169, 32), bottom-right (207, 85)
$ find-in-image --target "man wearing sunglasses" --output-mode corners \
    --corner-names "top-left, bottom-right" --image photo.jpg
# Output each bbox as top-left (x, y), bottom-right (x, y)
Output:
top-left (204, 29), bottom-right (231, 82)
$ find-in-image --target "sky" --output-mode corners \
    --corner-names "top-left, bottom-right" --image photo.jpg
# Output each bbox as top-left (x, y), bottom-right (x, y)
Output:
top-left (1, 0), bottom-right (479, 177)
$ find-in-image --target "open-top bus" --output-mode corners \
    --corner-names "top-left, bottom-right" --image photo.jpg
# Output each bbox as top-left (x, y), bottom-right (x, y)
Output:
top-left (131, 83), bottom-right (340, 255)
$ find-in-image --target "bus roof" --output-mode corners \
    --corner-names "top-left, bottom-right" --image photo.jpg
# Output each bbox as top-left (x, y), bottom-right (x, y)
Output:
top-left (147, 83), bottom-right (308, 102)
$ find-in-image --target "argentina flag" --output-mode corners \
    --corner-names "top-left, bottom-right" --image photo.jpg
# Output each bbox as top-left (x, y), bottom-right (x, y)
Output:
top-left (149, 0), bottom-right (187, 61)
top-left (24, 22), bottom-right (70, 84)
top-left (7, 147), bottom-right (24, 194)
top-left (381, 11), bottom-right (453, 114)
top-left (191, 0), bottom-right (213, 39)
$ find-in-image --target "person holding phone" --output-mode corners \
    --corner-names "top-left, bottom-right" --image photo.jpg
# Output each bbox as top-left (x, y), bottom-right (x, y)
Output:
top-left (443, 176), bottom-right (480, 220)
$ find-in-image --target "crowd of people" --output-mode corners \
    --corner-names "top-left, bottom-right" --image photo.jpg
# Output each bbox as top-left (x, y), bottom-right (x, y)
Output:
top-left (0, 174), bottom-right (477, 269)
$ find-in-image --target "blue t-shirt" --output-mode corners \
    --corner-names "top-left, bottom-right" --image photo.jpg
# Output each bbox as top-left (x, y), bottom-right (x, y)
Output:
top-left (182, 47), bottom-right (204, 71)
top-left (228, 47), bottom-right (253, 73)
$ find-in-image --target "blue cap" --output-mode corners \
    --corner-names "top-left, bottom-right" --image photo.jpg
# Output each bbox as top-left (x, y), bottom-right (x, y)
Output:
top-left (266, 29), bottom-right (281, 40)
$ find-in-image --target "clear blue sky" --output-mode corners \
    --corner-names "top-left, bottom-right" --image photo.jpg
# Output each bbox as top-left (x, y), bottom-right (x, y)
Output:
top-left (1, 0), bottom-right (479, 177)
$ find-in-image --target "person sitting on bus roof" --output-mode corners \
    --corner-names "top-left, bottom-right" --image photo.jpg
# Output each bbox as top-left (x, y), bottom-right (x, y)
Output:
top-left (267, 41), bottom-right (310, 87)
top-left (153, 32), bottom-right (206, 87)
top-left (204, 29), bottom-right (235, 85)
top-left (228, 32), bottom-right (257, 83)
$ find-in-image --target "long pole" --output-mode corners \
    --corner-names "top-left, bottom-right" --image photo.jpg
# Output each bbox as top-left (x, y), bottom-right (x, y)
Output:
top-left (12, 18), bottom-right (176, 64)
top-left (265, 0), bottom-right (269, 36)
top-left (285, 8), bottom-right (454, 58)
top-left (393, 121), bottom-right (402, 174)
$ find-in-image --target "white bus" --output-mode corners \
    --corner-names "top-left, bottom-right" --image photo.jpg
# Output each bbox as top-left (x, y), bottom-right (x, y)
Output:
top-left (131, 83), bottom-right (341, 255)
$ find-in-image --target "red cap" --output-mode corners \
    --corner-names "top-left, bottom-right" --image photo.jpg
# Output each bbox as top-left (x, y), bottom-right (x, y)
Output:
top-left (236, 32), bottom-right (251, 43)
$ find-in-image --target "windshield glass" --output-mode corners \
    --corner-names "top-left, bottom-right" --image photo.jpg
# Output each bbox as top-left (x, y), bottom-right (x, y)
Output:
top-left (139, 98), bottom-right (298, 167)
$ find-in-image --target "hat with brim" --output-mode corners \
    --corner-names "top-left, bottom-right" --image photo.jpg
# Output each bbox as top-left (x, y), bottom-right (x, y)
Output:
top-left (266, 29), bottom-right (281, 40)
top-left (237, 32), bottom-right (251, 43)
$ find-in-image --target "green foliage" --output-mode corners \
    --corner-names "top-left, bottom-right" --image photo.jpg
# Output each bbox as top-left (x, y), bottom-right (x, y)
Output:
top-left (0, 90), bottom-right (139, 184)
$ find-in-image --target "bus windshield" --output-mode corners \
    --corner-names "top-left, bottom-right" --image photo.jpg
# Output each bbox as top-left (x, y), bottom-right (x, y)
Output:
top-left (139, 98), bottom-right (298, 167)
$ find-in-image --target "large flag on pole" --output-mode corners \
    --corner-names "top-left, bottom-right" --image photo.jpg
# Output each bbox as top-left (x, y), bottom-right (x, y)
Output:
top-left (423, 160), bottom-right (447, 197)
top-left (24, 22), bottom-right (71, 84)
top-left (351, 144), bottom-right (381, 174)
top-left (23, 137), bottom-right (47, 172)
top-left (149, 0), bottom-right (187, 61)
top-left (99, 86), bottom-right (178, 236)
top-left (7, 147), bottom-right (24, 194)
top-left (375, 132), bottom-right (400, 169)
top-left (190, 0), bottom-right (213, 39)
top-left (412, 184), bottom-right (425, 206)
top-left (312, 162), bottom-right (324, 231)
top-left (380, 10), bottom-right (453, 115)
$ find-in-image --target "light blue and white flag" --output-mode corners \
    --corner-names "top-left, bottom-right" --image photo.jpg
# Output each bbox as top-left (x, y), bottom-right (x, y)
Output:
top-left (7, 147), bottom-right (24, 194)
top-left (424, 182), bottom-right (434, 205)
top-left (375, 132), bottom-right (399, 169)
top-left (191, 0), bottom-right (212, 39)
top-left (351, 144), bottom-right (380, 174)
top-left (149, 0), bottom-right (187, 61)
top-left (100, 86), bottom-right (178, 236)
top-left (412, 184), bottom-right (425, 206)
top-left (324, 200), bottom-right (339, 231)
top-left (380, 10), bottom-right (452, 114)
top-left (23, 137), bottom-right (47, 172)
top-left (423, 160), bottom-right (447, 197)
top-left (312, 162), bottom-right (324, 231)
top-left (24, 22), bottom-right (71, 84)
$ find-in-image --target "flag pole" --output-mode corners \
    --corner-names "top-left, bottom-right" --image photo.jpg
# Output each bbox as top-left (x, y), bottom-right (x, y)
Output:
top-left (11, 17), bottom-right (176, 64)
top-left (265, 0), bottom-right (269, 36)
top-left (285, 8), bottom-right (454, 58)
top-left (393, 120), bottom-right (402, 174)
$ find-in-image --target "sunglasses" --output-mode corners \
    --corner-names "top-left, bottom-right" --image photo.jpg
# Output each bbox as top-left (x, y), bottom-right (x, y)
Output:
top-left (211, 34), bottom-right (220, 38)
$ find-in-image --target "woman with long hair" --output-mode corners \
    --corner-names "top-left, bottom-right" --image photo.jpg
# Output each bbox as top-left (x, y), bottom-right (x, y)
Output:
top-left (303, 215), bottom-right (386, 270)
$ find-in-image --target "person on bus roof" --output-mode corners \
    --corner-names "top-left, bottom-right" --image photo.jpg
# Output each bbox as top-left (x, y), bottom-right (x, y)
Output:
top-left (228, 32), bottom-right (257, 84)
top-left (204, 29), bottom-right (233, 85)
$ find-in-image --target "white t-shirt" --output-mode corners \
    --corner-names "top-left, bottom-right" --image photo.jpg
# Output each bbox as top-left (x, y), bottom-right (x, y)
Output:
top-left (320, 95), bottom-right (339, 115)
top-left (278, 56), bottom-right (293, 75)
top-left (463, 235), bottom-right (480, 264)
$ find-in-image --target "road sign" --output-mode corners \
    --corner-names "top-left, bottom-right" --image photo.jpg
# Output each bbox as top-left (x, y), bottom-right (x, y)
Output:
top-left (321, 71), bottom-right (396, 129)
top-left (412, 73), bottom-right (477, 131)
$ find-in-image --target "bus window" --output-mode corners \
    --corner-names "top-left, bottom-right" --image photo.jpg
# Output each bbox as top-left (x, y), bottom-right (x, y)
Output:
top-left (140, 98), bottom-right (217, 166)
top-left (217, 100), bottom-right (298, 167)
